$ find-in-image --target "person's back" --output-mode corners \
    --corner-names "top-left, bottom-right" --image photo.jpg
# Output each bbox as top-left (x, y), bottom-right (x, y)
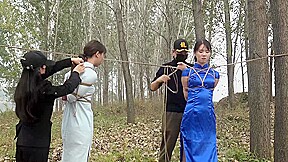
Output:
top-left (62, 62), bottom-right (97, 161)
top-left (61, 40), bottom-right (106, 162)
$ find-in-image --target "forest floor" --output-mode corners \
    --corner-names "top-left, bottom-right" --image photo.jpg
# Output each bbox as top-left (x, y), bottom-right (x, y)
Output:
top-left (0, 93), bottom-right (272, 162)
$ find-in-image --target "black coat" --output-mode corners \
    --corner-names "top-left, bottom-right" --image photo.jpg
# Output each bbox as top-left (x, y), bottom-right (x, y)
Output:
top-left (152, 59), bottom-right (193, 113)
top-left (15, 58), bottom-right (81, 148)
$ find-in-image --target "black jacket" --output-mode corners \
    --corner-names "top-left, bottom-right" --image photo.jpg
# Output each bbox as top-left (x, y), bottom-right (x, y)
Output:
top-left (15, 58), bottom-right (81, 148)
top-left (152, 59), bottom-right (193, 113)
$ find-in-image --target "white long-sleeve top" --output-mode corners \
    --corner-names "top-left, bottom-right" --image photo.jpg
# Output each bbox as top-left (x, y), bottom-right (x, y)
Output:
top-left (61, 62), bottom-right (97, 162)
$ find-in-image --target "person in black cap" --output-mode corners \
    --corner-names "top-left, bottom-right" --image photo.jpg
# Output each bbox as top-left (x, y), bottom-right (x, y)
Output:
top-left (14, 50), bottom-right (85, 162)
top-left (150, 38), bottom-right (192, 162)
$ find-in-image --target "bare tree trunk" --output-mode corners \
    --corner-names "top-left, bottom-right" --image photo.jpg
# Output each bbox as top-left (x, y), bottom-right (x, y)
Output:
top-left (133, 77), bottom-right (137, 99)
top-left (207, 0), bottom-right (216, 42)
top-left (102, 0), bottom-right (109, 106)
top-left (54, 0), bottom-right (61, 112)
top-left (114, 0), bottom-right (135, 123)
top-left (270, 0), bottom-right (288, 161)
top-left (269, 43), bottom-right (273, 102)
top-left (139, 66), bottom-right (144, 100)
top-left (240, 42), bottom-right (245, 92)
top-left (103, 61), bottom-right (109, 106)
top-left (43, 0), bottom-right (49, 52)
top-left (223, 0), bottom-right (235, 109)
top-left (117, 66), bottom-right (123, 102)
top-left (97, 72), bottom-right (102, 105)
top-left (145, 65), bottom-right (153, 99)
top-left (247, 0), bottom-right (271, 159)
top-left (192, 0), bottom-right (205, 40)
top-left (244, 0), bottom-right (249, 92)
top-left (164, 0), bottom-right (173, 61)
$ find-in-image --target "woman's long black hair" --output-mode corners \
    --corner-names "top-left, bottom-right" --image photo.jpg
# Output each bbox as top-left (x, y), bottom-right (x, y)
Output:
top-left (14, 67), bottom-right (43, 123)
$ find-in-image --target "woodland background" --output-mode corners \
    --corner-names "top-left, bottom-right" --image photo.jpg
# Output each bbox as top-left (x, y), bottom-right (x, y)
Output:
top-left (0, 0), bottom-right (288, 161)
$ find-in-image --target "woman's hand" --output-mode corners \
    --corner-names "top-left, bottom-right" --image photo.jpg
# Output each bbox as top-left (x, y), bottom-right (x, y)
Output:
top-left (71, 58), bottom-right (84, 64)
top-left (73, 63), bottom-right (85, 74)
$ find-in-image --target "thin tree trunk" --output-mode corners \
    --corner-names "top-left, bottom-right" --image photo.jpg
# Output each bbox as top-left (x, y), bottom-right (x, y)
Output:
top-left (114, 0), bottom-right (135, 123)
top-left (269, 43), bottom-right (273, 102)
top-left (146, 66), bottom-right (152, 99)
top-left (102, 0), bottom-right (109, 106)
top-left (43, 0), bottom-right (49, 52)
top-left (103, 61), bottom-right (109, 106)
top-left (224, 0), bottom-right (235, 109)
top-left (54, 0), bottom-right (61, 111)
top-left (97, 72), bottom-right (102, 105)
top-left (240, 41), bottom-right (245, 92)
top-left (117, 66), bottom-right (123, 102)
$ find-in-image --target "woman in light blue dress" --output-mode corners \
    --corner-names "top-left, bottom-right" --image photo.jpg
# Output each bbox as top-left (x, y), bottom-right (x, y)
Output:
top-left (61, 40), bottom-right (106, 162)
top-left (180, 39), bottom-right (220, 162)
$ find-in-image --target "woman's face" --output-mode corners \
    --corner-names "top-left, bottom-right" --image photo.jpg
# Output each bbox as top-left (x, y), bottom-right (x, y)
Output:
top-left (194, 44), bottom-right (211, 65)
top-left (93, 52), bottom-right (105, 67)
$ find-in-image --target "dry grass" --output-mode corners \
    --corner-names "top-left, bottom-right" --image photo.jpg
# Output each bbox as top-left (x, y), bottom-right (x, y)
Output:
top-left (0, 95), bottom-right (272, 162)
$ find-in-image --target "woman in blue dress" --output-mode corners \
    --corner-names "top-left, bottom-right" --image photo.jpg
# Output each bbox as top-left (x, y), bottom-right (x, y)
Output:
top-left (180, 39), bottom-right (220, 162)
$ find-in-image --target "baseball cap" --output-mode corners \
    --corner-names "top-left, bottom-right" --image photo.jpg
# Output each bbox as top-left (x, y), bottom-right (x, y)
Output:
top-left (20, 51), bottom-right (55, 70)
top-left (173, 39), bottom-right (189, 52)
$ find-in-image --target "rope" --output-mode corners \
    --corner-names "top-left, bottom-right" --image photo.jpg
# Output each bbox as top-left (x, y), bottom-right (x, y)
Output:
top-left (1, 44), bottom-right (288, 69)
top-left (0, 44), bottom-right (76, 57)
top-left (0, 44), bottom-right (175, 69)
top-left (163, 67), bottom-right (169, 162)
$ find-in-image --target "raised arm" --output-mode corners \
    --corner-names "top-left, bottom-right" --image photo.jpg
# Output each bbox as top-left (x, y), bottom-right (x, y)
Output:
top-left (42, 58), bottom-right (83, 79)
top-left (43, 63), bottom-right (85, 98)
top-left (150, 75), bottom-right (170, 91)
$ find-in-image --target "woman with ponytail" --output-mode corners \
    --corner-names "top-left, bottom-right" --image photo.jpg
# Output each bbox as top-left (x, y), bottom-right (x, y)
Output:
top-left (61, 40), bottom-right (106, 162)
top-left (14, 51), bottom-right (84, 162)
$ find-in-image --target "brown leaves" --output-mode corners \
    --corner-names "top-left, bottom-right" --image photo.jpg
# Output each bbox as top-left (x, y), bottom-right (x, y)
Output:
top-left (0, 99), bottom-right (272, 161)
top-left (92, 119), bottom-right (161, 158)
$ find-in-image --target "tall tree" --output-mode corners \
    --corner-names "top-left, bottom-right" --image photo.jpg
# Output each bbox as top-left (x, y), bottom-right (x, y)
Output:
top-left (102, 0), bottom-right (109, 106)
top-left (270, 0), bottom-right (288, 161)
top-left (223, 0), bottom-right (235, 108)
top-left (192, 0), bottom-right (205, 39)
top-left (247, 0), bottom-right (271, 159)
top-left (113, 0), bottom-right (135, 123)
top-left (43, 0), bottom-right (49, 52)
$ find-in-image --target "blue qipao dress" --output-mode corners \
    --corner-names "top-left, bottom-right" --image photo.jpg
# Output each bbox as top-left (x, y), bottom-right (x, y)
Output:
top-left (180, 63), bottom-right (220, 162)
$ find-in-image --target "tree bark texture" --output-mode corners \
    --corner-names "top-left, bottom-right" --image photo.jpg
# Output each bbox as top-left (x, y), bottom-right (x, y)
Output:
top-left (223, 0), bottom-right (235, 108)
top-left (247, 0), bottom-right (271, 159)
top-left (192, 0), bottom-right (205, 40)
top-left (270, 0), bottom-right (288, 161)
top-left (114, 0), bottom-right (135, 123)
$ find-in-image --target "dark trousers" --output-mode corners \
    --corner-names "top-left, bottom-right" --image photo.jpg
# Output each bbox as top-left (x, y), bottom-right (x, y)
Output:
top-left (16, 146), bottom-right (49, 162)
top-left (159, 112), bottom-right (183, 162)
